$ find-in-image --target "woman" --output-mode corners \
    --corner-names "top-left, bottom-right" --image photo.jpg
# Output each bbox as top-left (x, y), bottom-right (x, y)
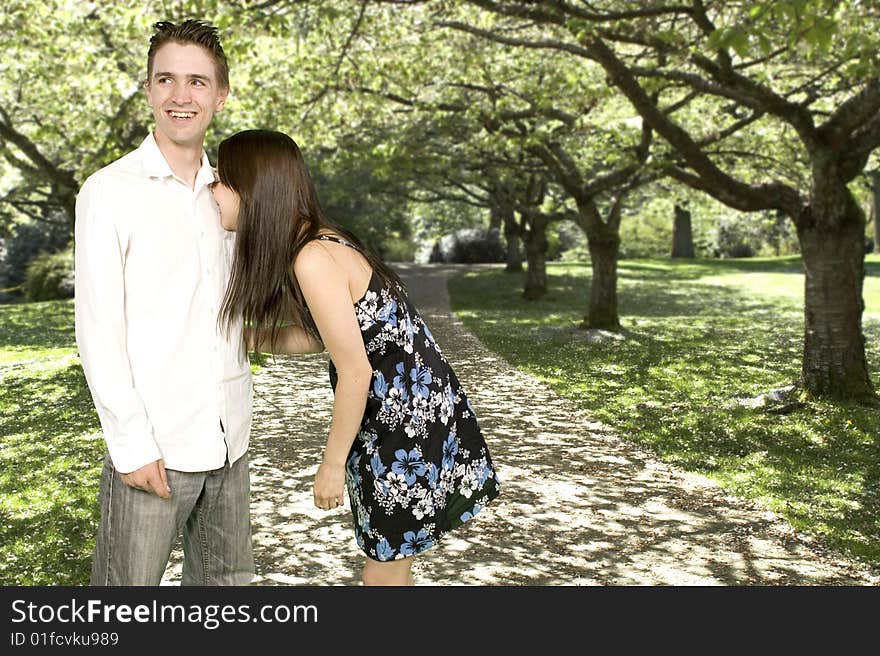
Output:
top-left (212, 130), bottom-right (500, 586)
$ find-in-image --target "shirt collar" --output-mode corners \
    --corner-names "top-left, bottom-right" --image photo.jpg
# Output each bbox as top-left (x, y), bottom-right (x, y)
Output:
top-left (139, 132), bottom-right (216, 191)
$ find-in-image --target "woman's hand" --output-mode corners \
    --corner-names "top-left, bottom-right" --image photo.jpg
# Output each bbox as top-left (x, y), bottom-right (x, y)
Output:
top-left (313, 461), bottom-right (345, 511)
top-left (245, 324), bottom-right (324, 354)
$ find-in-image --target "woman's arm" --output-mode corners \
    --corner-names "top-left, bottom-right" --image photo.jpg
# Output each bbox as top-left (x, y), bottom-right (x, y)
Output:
top-left (294, 242), bottom-right (373, 510)
top-left (246, 324), bottom-right (325, 354)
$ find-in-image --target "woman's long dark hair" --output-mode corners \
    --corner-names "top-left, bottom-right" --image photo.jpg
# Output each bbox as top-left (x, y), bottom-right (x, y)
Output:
top-left (217, 129), bottom-right (405, 350)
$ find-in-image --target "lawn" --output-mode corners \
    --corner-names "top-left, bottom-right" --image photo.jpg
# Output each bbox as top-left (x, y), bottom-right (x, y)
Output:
top-left (0, 299), bottom-right (101, 585)
top-left (448, 255), bottom-right (880, 567)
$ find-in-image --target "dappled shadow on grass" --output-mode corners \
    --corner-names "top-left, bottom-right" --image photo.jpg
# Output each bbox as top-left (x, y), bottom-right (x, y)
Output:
top-left (460, 265), bottom-right (800, 322)
top-left (0, 357), bottom-right (103, 585)
top-left (0, 299), bottom-right (75, 350)
top-left (449, 262), bottom-right (880, 572)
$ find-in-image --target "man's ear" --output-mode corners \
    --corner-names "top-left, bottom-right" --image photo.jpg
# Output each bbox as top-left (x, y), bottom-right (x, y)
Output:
top-left (216, 86), bottom-right (230, 111)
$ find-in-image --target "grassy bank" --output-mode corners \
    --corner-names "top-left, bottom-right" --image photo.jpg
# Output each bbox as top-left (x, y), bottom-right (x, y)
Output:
top-left (448, 255), bottom-right (880, 566)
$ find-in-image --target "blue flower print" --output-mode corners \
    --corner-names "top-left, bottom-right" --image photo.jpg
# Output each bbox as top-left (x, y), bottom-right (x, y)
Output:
top-left (373, 371), bottom-right (388, 399)
top-left (346, 454), bottom-right (362, 487)
top-left (477, 462), bottom-right (491, 486)
top-left (376, 538), bottom-right (394, 561)
top-left (410, 364), bottom-right (433, 398)
top-left (460, 503), bottom-right (483, 523)
top-left (377, 299), bottom-right (398, 328)
top-left (402, 316), bottom-right (415, 352)
top-left (391, 448), bottom-right (427, 485)
top-left (442, 433), bottom-right (458, 470)
top-left (427, 463), bottom-right (439, 490)
top-left (400, 529), bottom-right (433, 556)
top-left (423, 322), bottom-right (435, 344)
top-left (370, 453), bottom-right (387, 476)
top-left (392, 363), bottom-right (410, 401)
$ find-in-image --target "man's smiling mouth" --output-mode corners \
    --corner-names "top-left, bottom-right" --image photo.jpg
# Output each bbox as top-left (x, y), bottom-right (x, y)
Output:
top-left (167, 110), bottom-right (196, 120)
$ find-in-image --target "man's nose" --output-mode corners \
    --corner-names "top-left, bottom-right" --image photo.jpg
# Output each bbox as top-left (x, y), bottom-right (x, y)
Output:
top-left (171, 83), bottom-right (192, 104)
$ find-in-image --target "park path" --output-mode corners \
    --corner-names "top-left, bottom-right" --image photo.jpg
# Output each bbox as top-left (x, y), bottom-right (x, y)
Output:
top-left (165, 264), bottom-right (878, 585)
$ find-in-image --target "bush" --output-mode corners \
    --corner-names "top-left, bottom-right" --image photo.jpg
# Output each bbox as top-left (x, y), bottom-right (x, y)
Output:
top-left (429, 227), bottom-right (505, 263)
top-left (24, 246), bottom-right (74, 302)
top-left (706, 212), bottom-right (799, 258)
top-left (379, 235), bottom-right (417, 262)
top-left (0, 217), bottom-right (70, 302)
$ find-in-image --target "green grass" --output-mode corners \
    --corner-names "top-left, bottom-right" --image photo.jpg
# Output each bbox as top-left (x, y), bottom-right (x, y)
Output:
top-left (0, 300), bottom-right (262, 585)
top-left (449, 255), bottom-right (880, 567)
top-left (0, 300), bottom-right (103, 585)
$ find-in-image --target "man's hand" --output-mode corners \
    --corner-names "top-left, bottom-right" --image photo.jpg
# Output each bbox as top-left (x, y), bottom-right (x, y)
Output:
top-left (120, 459), bottom-right (171, 499)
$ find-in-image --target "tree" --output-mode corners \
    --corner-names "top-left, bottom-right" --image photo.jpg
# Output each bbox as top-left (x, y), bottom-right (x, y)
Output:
top-left (457, 0), bottom-right (880, 400)
top-left (871, 170), bottom-right (880, 253)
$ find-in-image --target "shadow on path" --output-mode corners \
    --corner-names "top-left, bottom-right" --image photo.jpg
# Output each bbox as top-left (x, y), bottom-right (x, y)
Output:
top-left (165, 264), bottom-right (877, 585)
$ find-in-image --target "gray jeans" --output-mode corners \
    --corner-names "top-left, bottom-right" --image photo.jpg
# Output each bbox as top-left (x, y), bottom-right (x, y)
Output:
top-left (90, 453), bottom-right (254, 586)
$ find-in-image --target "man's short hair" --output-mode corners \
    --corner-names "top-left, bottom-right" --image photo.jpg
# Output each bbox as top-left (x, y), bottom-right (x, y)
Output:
top-left (146, 19), bottom-right (229, 88)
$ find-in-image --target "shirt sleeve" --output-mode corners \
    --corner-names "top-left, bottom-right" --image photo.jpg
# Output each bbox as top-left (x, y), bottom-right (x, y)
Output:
top-left (74, 174), bottom-right (162, 473)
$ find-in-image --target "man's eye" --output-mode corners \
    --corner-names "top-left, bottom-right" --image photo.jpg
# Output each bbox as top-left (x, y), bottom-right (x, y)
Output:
top-left (192, 79), bottom-right (205, 86)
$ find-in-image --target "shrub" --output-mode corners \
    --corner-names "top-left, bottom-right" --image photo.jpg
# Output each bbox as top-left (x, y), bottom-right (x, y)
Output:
top-left (0, 217), bottom-right (70, 302)
top-left (379, 236), bottom-right (417, 263)
top-left (24, 246), bottom-right (74, 302)
top-left (707, 212), bottom-right (799, 259)
top-left (429, 228), bottom-right (505, 263)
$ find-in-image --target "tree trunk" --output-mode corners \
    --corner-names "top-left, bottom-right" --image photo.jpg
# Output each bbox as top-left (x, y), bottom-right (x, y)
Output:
top-left (585, 234), bottom-right (621, 330)
top-left (503, 206), bottom-right (523, 272)
top-left (573, 200), bottom-right (623, 330)
top-left (871, 170), bottom-right (879, 254)
top-left (797, 176), bottom-right (874, 401)
top-left (671, 203), bottom-right (695, 258)
top-left (522, 213), bottom-right (548, 299)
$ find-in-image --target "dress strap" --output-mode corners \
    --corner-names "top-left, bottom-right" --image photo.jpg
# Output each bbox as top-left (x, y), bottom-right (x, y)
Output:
top-left (315, 234), bottom-right (361, 251)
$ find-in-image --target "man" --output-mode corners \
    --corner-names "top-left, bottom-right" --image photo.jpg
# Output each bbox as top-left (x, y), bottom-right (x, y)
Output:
top-left (75, 20), bottom-right (254, 586)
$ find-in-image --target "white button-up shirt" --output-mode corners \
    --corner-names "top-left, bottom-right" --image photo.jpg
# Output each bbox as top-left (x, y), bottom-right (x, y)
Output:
top-left (74, 133), bottom-right (252, 473)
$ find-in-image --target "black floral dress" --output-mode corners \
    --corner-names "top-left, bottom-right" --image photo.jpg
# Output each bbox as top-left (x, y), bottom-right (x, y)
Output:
top-left (318, 235), bottom-right (500, 562)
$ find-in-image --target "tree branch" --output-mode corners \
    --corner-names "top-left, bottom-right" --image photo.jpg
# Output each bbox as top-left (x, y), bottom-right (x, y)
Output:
top-left (581, 37), bottom-right (803, 217)
top-left (819, 78), bottom-right (880, 150)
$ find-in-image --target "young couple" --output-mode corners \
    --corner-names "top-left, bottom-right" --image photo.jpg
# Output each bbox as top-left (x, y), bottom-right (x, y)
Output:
top-left (74, 19), bottom-right (499, 587)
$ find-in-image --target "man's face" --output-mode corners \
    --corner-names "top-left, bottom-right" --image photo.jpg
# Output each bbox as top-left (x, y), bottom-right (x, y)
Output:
top-left (145, 42), bottom-right (228, 149)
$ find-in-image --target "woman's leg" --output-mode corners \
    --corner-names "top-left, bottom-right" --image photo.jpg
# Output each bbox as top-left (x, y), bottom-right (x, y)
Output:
top-left (362, 556), bottom-right (414, 586)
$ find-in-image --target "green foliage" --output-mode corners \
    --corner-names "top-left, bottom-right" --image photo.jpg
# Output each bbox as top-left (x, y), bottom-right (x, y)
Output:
top-left (449, 256), bottom-right (880, 565)
top-left (709, 0), bottom-right (879, 76)
top-left (380, 235), bottom-right (417, 263)
top-left (24, 245), bottom-right (73, 302)
top-left (0, 217), bottom-right (70, 301)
